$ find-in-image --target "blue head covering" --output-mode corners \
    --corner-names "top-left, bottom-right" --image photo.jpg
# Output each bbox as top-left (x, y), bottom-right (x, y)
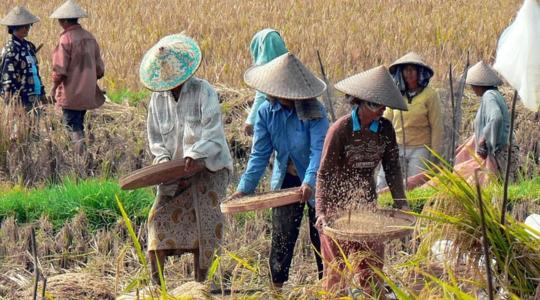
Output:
top-left (249, 29), bottom-right (288, 65)
top-left (245, 29), bottom-right (290, 125)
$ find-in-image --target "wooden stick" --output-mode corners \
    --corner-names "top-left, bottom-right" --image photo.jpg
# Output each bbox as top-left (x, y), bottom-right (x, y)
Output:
top-left (400, 111), bottom-right (408, 188)
top-left (41, 277), bottom-right (47, 300)
top-left (452, 52), bottom-right (470, 161)
top-left (474, 169), bottom-right (494, 300)
top-left (501, 90), bottom-right (518, 226)
top-left (30, 228), bottom-right (39, 300)
top-left (316, 50), bottom-right (336, 122)
top-left (449, 63), bottom-right (456, 165)
top-left (35, 43), bottom-right (43, 54)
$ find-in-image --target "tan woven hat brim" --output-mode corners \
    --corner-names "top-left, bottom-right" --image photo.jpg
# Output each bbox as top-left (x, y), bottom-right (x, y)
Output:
top-left (389, 51), bottom-right (434, 75)
top-left (466, 61), bottom-right (503, 86)
top-left (244, 52), bottom-right (327, 100)
top-left (0, 6), bottom-right (40, 26)
top-left (335, 65), bottom-right (408, 111)
top-left (50, 0), bottom-right (88, 19)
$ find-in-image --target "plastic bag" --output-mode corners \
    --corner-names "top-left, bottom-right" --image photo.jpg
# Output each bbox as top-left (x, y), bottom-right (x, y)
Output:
top-left (494, 0), bottom-right (540, 112)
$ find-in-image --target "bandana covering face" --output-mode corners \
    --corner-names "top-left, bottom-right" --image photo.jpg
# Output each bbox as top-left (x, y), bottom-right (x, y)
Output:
top-left (391, 65), bottom-right (433, 97)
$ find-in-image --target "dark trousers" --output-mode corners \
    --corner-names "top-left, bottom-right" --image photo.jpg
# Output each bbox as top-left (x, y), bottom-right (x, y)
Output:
top-left (270, 173), bottom-right (323, 284)
top-left (62, 109), bottom-right (87, 132)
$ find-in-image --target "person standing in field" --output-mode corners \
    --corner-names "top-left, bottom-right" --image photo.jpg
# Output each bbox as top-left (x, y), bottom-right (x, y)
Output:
top-left (229, 53), bottom-right (329, 289)
top-left (0, 6), bottom-right (45, 112)
top-left (377, 52), bottom-right (443, 190)
top-left (465, 61), bottom-right (519, 180)
top-left (50, 0), bottom-right (105, 156)
top-left (141, 33), bottom-right (233, 283)
top-left (243, 28), bottom-right (288, 136)
top-left (315, 66), bottom-right (408, 294)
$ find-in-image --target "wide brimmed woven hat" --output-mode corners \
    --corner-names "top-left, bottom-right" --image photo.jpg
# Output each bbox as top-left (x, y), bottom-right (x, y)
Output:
top-left (50, 0), bottom-right (88, 19)
top-left (244, 52), bottom-right (326, 100)
top-left (466, 61), bottom-right (503, 87)
top-left (335, 65), bottom-right (408, 111)
top-left (0, 6), bottom-right (40, 26)
top-left (139, 34), bottom-right (202, 91)
top-left (389, 52), bottom-right (434, 76)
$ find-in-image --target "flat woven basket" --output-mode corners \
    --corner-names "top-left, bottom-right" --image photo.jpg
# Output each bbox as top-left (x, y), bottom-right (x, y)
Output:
top-left (323, 209), bottom-right (416, 243)
top-left (221, 188), bottom-right (302, 214)
top-left (119, 159), bottom-right (204, 190)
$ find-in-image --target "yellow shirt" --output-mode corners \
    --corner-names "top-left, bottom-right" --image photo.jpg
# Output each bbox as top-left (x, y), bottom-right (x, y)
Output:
top-left (383, 87), bottom-right (443, 154)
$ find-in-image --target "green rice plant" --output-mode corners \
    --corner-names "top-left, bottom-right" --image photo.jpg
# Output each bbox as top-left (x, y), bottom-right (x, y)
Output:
top-left (0, 178), bottom-right (154, 230)
top-left (106, 89), bottom-right (151, 106)
top-left (378, 176), bottom-right (540, 214)
top-left (116, 195), bottom-right (181, 300)
top-left (410, 157), bottom-right (540, 298)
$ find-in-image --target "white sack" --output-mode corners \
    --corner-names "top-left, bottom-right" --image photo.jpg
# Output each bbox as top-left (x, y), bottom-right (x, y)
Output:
top-left (493, 0), bottom-right (540, 112)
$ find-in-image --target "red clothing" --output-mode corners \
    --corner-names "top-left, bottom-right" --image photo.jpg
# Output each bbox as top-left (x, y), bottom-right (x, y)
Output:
top-left (316, 115), bottom-right (405, 218)
top-left (52, 24), bottom-right (105, 110)
top-left (320, 233), bottom-right (383, 292)
top-left (316, 114), bottom-right (405, 292)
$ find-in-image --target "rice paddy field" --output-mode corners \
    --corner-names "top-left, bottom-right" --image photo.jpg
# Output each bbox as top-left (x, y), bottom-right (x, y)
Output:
top-left (1, 0), bottom-right (540, 299)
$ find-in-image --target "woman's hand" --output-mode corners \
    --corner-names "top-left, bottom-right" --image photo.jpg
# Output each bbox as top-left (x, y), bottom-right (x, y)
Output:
top-left (299, 184), bottom-right (313, 203)
top-left (227, 191), bottom-right (246, 201)
top-left (315, 215), bottom-right (327, 231)
top-left (244, 123), bottom-right (254, 136)
top-left (476, 138), bottom-right (488, 159)
top-left (184, 157), bottom-right (202, 172)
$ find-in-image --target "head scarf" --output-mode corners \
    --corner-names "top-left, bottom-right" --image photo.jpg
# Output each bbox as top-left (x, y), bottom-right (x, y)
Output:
top-left (249, 29), bottom-right (288, 65)
top-left (391, 64), bottom-right (433, 99)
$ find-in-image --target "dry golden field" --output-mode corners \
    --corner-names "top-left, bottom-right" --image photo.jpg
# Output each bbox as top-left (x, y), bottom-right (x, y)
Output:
top-left (1, 0), bottom-right (522, 91)
top-left (1, 1), bottom-right (540, 299)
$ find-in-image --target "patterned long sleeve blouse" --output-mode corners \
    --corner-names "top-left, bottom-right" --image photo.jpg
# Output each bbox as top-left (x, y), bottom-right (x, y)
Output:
top-left (1, 35), bottom-right (44, 107)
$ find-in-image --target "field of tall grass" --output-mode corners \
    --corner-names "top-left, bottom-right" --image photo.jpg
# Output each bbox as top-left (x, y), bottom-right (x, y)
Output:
top-left (0, 0), bottom-right (524, 91)
top-left (1, 0), bottom-right (540, 299)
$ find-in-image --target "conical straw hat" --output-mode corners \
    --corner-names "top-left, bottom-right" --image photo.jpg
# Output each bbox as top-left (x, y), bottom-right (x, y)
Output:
top-left (466, 61), bottom-right (503, 86)
top-left (335, 65), bottom-right (408, 111)
top-left (0, 6), bottom-right (40, 26)
top-left (50, 0), bottom-right (88, 19)
top-left (244, 52), bottom-right (327, 100)
top-left (389, 52), bottom-right (434, 76)
top-left (139, 34), bottom-right (202, 91)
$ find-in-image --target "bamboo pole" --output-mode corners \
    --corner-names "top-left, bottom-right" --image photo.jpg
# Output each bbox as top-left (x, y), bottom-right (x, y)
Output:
top-left (449, 63), bottom-right (456, 165)
top-left (474, 169), bottom-right (494, 300)
top-left (31, 228), bottom-right (39, 300)
top-left (501, 90), bottom-right (518, 226)
top-left (399, 111), bottom-right (408, 188)
top-left (316, 50), bottom-right (336, 122)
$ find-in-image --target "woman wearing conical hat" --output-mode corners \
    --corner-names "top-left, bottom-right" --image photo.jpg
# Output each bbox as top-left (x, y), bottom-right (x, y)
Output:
top-left (140, 34), bottom-right (233, 283)
top-left (50, 0), bottom-right (105, 156)
top-left (463, 61), bottom-right (519, 180)
top-left (315, 66), bottom-right (408, 294)
top-left (229, 52), bottom-right (329, 288)
top-left (0, 6), bottom-right (45, 111)
top-left (377, 52), bottom-right (443, 190)
top-left (243, 28), bottom-right (288, 136)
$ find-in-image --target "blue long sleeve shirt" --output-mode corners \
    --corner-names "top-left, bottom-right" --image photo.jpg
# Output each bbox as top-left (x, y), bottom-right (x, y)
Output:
top-left (237, 100), bottom-right (329, 198)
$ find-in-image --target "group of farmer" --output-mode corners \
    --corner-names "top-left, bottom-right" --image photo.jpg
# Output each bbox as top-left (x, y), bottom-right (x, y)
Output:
top-left (138, 28), bottom-right (516, 296)
top-left (1, 1), bottom-right (518, 297)
top-left (0, 1), bottom-right (104, 155)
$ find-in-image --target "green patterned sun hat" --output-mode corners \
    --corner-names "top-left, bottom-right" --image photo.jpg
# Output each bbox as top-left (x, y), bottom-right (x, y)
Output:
top-left (139, 34), bottom-right (202, 91)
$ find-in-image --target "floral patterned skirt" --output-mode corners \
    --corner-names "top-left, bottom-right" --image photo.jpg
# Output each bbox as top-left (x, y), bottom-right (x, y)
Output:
top-left (147, 168), bottom-right (229, 268)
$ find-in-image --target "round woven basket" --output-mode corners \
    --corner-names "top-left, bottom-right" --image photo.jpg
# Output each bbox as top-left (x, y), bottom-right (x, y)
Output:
top-left (119, 159), bottom-right (204, 190)
top-left (221, 188), bottom-right (302, 214)
top-left (323, 209), bottom-right (416, 243)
